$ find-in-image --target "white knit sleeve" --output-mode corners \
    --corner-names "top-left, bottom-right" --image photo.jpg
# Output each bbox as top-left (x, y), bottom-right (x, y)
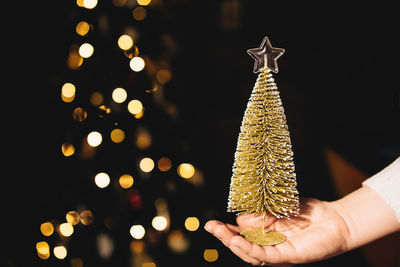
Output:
top-left (362, 157), bottom-right (400, 222)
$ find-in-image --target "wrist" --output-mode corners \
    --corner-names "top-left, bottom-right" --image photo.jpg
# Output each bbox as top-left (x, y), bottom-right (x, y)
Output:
top-left (332, 186), bottom-right (400, 250)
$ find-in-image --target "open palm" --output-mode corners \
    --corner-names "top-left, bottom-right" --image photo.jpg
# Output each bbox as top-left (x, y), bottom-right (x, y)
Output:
top-left (204, 198), bottom-right (351, 266)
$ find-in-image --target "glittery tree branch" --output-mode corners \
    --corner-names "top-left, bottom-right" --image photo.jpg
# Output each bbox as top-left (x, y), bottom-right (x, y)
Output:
top-left (227, 68), bottom-right (299, 219)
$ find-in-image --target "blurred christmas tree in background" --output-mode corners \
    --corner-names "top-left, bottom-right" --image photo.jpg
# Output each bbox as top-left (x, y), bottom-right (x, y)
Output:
top-left (32, 1), bottom-right (219, 266)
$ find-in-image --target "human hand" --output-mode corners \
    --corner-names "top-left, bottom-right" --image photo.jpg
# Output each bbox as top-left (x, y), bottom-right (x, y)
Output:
top-left (204, 198), bottom-right (351, 266)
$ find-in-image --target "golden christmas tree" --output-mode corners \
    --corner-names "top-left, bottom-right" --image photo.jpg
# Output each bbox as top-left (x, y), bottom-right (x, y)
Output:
top-left (227, 37), bottom-right (299, 244)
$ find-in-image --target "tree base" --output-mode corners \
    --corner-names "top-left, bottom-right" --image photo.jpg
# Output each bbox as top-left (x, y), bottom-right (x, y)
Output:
top-left (240, 228), bottom-right (287, 246)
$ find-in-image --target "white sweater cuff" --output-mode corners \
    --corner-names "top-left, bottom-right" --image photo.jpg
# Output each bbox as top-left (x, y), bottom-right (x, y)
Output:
top-left (362, 157), bottom-right (400, 222)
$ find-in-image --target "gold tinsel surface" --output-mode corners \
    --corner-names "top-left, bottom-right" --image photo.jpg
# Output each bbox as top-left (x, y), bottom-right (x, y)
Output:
top-left (227, 68), bottom-right (299, 218)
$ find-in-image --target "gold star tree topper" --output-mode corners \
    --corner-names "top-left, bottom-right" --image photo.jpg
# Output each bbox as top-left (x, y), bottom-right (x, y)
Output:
top-left (227, 36), bottom-right (299, 244)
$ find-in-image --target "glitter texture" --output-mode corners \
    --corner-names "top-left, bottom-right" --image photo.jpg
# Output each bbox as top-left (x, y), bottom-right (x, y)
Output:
top-left (227, 67), bottom-right (299, 219)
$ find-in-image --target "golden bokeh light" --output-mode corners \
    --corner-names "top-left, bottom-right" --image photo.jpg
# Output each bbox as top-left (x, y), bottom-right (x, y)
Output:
top-left (184, 217), bottom-right (200, 232)
top-left (95, 172), bottom-right (110, 188)
top-left (87, 131), bottom-right (102, 147)
top-left (127, 99), bottom-right (143, 115)
top-left (67, 49), bottom-right (83, 70)
top-left (40, 222), bottom-right (54, 237)
top-left (113, 0), bottom-right (127, 7)
top-left (137, 0), bottom-right (151, 6)
top-left (112, 87), bottom-right (128, 103)
top-left (177, 163), bottom-right (195, 179)
top-left (110, 128), bottom-right (125, 143)
top-left (80, 210), bottom-right (94, 225)
top-left (167, 230), bottom-right (189, 253)
top-left (130, 240), bottom-right (145, 254)
top-left (143, 263), bottom-right (156, 267)
top-left (76, 0), bottom-right (84, 7)
top-left (79, 43), bottom-right (94, 58)
top-left (203, 249), bottom-right (218, 262)
top-left (76, 21), bottom-right (90, 36)
top-left (124, 46), bottom-right (139, 59)
top-left (36, 241), bottom-right (50, 259)
top-left (157, 157), bottom-right (172, 172)
top-left (129, 56), bottom-right (145, 72)
top-left (90, 91), bottom-right (104, 106)
top-left (154, 197), bottom-right (168, 211)
top-left (61, 82), bottom-right (76, 102)
top-left (156, 69), bottom-right (172, 84)
top-left (132, 6), bottom-right (147, 21)
top-left (119, 174), bottom-right (134, 189)
top-left (72, 107), bottom-right (87, 122)
top-left (130, 225), bottom-right (145, 239)
top-left (82, 0), bottom-right (98, 9)
top-left (151, 216), bottom-right (168, 231)
top-left (118, 34), bottom-right (134, 50)
top-left (61, 83), bottom-right (76, 98)
top-left (99, 105), bottom-right (111, 114)
top-left (66, 211), bottom-right (80, 225)
top-left (59, 222), bottom-right (74, 237)
top-left (135, 127), bottom-right (151, 150)
top-left (139, 157), bottom-right (154, 173)
top-left (134, 109), bottom-right (144, 119)
top-left (61, 143), bottom-right (75, 157)
top-left (54, 245), bottom-right (67, 259)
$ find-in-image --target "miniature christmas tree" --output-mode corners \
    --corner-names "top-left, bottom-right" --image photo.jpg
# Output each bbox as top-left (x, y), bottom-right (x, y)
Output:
top-left (227, 36), bottom-right (299, 245)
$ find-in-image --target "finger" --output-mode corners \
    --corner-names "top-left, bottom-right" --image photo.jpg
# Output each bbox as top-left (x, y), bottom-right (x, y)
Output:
top-left (229, 245), bottom-right (263, 266)
top-left (230, 235), bottom-right (289, 265)
top-left (226, 223), bottom-right (240, 233)
top-left (204, 220), bottom-right (237, 247)
top-left (236, 213), bottom-right (277, 231)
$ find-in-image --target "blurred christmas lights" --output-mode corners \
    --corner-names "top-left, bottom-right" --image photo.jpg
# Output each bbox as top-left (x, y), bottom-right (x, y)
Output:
top-left (177, 163), bottom-right (195, 179)
top-left (95, 172), bottom-right (111, 188)
top-left (110, 128), bottom-right (125, 143)
top-left (90, 91), bottom-right (104, 106)
top-left (139, 157), bottom-right (155, 172)
top-left (203, 249), bottom-right (218, 262)
top-left (61, 82), bottom-right (76, 103)
top-left (119, 174), bottom-right (134, 189)
top-left (79, 43), bottom-right (94, 58)
top-left (130, 225), bottom-right (145, 239)
top-left (167, 230), bottom-right (189, 253)
top-left (184, 217), bottom-right (200, 232)
top-left (151, 216), bottom-right (168, 231)
top-left (118, 34), bottom-right (134, 50)
top-left (53, 245), bottom-right (67, 259)
top-left (36, 241), bottom-right (50, 260)
top-left (129, 56), bottom-right (145, 72)
top-left (46, 0), bottom-right (215, 264)
top-left (72, 107), bottom-right (87, 122)
top-left (87, 131), bottom-right (102, 147)
top-left (76, 21), bottom-right (91, 36)
top-left (40, 222), bottom-right (54, 237)
top-left (132, 7), bottom-right (147, 21)
top-left (112, 87), bottom-right (128, 103)
top-left (77, 0), bottom-right (98, 9)
top-left (66, 211), bottom-right (80, 225)
top-left (128, 99), bottom-right (143, 115)
top-left (59, 222), bottom-right (74, 237)
top-left (137, 0), bottom-right (152, 6)
top-left (80, 210), bottom-right (94, 225)
top-left (61, 143), bottom-right (75, 157)
top-left (157, 157), bottom-right (172, 172)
